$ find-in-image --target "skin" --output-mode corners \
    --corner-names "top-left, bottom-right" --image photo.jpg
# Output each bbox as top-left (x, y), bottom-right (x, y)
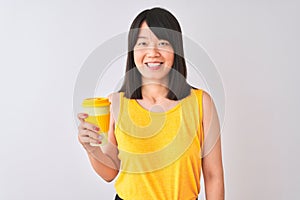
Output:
top-left (134, 21), bottom-right (174, 89)
top-left (202, 91), bottom-right (225, 199)
top-left (77, 21), bottom-right (224, 199)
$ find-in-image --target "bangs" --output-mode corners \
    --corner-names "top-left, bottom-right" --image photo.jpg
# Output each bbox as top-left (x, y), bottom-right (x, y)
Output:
top-left (144, 8), bottom-right (182, 52)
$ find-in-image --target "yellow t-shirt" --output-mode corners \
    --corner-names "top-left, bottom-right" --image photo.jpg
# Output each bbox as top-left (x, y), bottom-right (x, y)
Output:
top-left (114, 88), bottom-right (204, 200)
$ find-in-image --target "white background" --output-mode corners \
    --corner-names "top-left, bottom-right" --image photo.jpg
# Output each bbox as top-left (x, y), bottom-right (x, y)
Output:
top-left (1, 0), bottom-right (299, 199)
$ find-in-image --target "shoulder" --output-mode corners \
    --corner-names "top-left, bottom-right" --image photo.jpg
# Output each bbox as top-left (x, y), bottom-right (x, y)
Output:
top-left (200, 90), bottom-right (214, 118)
top-left (107, 92), bottom-right (122, 122)
top-left (107, 92), bottom-right (121, 103)
top-left (191, 88), bottom-right (216, 121)
top-left (201, 90), bottom-right (219, 130)
top-left (191, 88), bottom-right (212, 105)
top-left (202, 90), bottom-right (213, 109)
top-left (191, 88), bottom-right (210, 101)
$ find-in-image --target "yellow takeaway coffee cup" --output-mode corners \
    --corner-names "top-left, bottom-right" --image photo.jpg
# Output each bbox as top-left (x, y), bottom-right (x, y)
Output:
top-left (82, 97), bottom-right (110, 146)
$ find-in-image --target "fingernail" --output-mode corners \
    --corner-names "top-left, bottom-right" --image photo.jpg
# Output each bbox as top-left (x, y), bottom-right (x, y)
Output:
top-left (97, 141), bottom-right (102, 144)
top-left (98, 135), bottom-right (103, 140)
top-left (84, 113), bottom-right (88, 117)
top-left (94, 127), bottom-right (100, 131)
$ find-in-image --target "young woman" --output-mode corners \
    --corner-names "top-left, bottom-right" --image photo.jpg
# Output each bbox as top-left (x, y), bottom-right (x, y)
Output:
top-left (78, 7), bottom-right (224, 200)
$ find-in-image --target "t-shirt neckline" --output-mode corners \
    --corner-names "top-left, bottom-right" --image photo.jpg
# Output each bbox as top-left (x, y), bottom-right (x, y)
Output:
top-left (131, 89), bottom-right (194, 115)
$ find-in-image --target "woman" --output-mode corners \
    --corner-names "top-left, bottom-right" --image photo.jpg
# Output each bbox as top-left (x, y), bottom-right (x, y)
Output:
top-left (78, 7), bottom-right (224, 200)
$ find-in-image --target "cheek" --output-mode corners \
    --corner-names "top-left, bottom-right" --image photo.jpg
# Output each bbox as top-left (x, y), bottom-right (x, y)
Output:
top-left (165, 52), bottom-right (174, 66)
top-left (133, 50), bottom-right (144, 65)
top-left (170, 54), bottom-right (175, 64)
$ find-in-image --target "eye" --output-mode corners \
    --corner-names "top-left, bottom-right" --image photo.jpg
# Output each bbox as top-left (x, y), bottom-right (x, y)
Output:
top-left (158, 41), bottom-right (170, 46)
top-left (136, 41), bottom-right (148, 46)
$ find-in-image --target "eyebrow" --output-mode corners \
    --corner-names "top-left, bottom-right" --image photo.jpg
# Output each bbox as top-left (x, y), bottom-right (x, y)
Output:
top-left (137, 36), bottom-right (148, 39)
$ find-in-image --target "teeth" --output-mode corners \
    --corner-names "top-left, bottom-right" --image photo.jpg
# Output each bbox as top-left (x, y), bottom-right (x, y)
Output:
top-left (147, 63), bottom-right (161, 67)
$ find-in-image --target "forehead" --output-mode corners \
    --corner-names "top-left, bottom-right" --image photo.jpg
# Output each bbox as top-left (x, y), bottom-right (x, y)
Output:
top-left (137, 21), bottom-right (159, 40)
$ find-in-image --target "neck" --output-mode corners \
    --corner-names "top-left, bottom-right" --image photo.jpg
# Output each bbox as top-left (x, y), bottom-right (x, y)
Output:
top-left (141, 83), bottom-right (169, 103)
top-left (141, 76), bottom-right (169, 98)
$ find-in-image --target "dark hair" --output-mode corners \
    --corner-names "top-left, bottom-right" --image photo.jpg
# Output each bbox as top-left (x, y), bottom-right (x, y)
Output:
top-left (119, 7), bottom-right (194, 100)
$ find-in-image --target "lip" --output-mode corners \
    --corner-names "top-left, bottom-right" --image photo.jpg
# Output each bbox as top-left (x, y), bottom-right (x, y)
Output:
top-left (144, 61), bottom-right (163, 64)
top-left (144, 62), bottom-right (163, 70)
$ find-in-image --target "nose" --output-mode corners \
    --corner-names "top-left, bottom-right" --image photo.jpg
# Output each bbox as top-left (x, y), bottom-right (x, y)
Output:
top-left (146, 44), bottom-right (160, 57)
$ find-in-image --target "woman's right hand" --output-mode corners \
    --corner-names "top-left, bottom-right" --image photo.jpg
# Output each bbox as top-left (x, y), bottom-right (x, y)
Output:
top-left (77, 113), bottom-right (103, 150)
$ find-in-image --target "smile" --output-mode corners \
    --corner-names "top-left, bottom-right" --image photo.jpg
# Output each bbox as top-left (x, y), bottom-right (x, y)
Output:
top-left (145, 62), bottom-right (163, 70)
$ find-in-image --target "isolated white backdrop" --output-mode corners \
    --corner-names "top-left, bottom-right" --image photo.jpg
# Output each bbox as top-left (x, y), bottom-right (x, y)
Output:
top-left (1, 0), bottom-right (299, 199)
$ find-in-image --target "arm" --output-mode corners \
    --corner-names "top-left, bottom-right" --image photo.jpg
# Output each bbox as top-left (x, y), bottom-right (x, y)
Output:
top-left (201, 91), bottom-right (225, 200)
top-left (87, 110), bottom-right (120, 182)
top-left (78, 93), bottom-right (120, 182)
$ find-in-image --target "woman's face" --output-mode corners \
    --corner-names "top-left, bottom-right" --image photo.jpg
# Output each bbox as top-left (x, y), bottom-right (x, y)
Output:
top-left (133, 21), bottom-right (174, 83)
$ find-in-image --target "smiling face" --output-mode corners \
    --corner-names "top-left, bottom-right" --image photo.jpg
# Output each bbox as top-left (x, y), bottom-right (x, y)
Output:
top-left (133, 21), bottom-right (174, 84)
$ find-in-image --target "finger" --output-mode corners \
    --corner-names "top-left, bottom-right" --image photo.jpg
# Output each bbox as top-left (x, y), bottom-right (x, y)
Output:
top-left (81, 121), bottom-right (100, 132)
top-left (78, 130), bottom-right (102, 143)
top-left (78, 120), bottom-right (99, 132)
top-left (80, 135), bottom-right (101, 145)
top-left (78, 129), bottom-right (89, 137)
top-left (78, 121), bottom-right (87, 131)
top-left (79, 129), bottom-right (101, 141)
top-left (77, 113), bottom-right (88, 122)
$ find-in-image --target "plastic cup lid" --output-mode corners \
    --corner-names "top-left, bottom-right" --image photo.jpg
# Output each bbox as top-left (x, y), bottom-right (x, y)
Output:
top-left (82, 97), bottom-right (110, 107)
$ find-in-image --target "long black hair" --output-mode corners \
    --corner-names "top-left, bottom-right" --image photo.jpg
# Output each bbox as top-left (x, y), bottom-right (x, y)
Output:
top-left (119, 7), bottom-right (195, 100)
